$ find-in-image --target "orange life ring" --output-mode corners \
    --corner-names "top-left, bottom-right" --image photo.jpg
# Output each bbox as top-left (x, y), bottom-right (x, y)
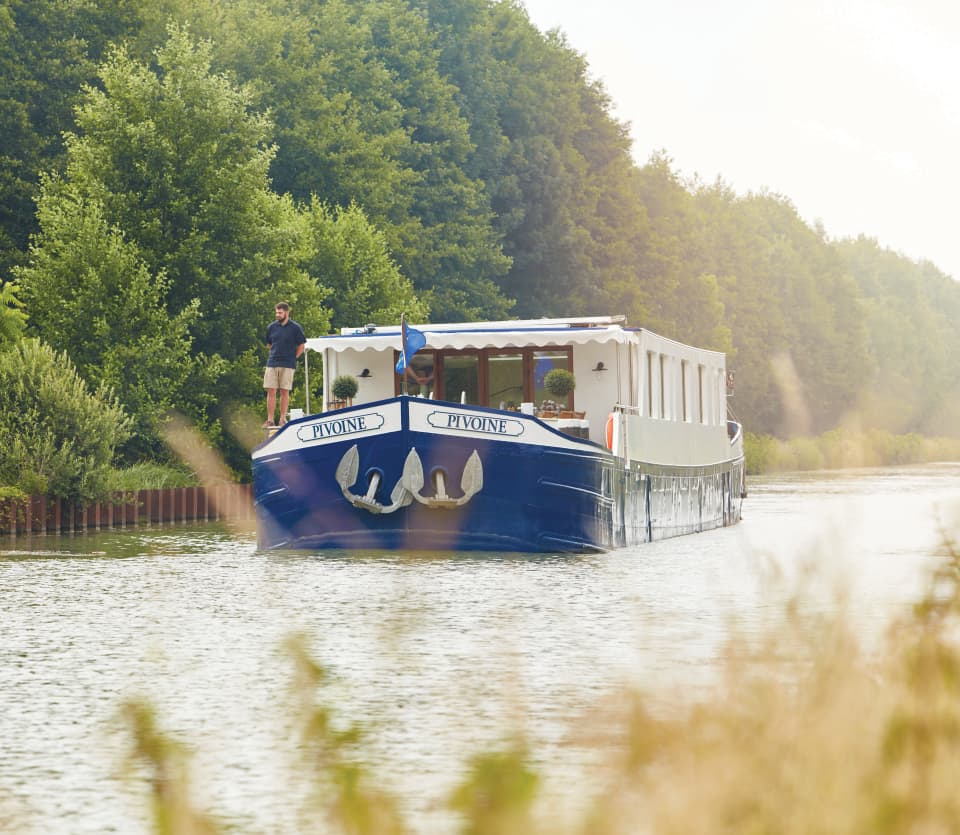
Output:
top-left (605, 413), bottom-right (614, 450)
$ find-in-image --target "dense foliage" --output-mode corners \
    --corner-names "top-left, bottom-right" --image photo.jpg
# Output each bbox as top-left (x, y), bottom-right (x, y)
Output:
top-left (0, 339), bottom-right (131, 501)
top-left (1, 0), bottom-right (958, 485)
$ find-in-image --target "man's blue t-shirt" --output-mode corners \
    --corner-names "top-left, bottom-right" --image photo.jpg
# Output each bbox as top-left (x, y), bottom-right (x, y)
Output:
top-left (266, 319), bottom-right (307, 369)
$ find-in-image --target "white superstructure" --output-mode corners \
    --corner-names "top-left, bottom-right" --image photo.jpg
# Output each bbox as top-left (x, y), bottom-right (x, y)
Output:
top-left (304, 316), bottom-right (733, 465)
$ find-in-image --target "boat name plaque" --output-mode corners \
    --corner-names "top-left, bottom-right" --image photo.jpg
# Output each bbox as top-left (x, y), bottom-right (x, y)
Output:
top-left (297, 412), bottom-right (385, 443)
top-left (427, 410), bottom-right (525, 437)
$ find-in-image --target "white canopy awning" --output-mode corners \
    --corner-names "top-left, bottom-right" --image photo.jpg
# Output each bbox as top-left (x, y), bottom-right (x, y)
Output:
top-left (305, 325), bottom-right (636, 355)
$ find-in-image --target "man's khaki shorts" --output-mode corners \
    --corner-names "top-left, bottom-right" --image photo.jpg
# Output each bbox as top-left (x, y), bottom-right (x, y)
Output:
top-left (263, 366), bottom-right (295, 390)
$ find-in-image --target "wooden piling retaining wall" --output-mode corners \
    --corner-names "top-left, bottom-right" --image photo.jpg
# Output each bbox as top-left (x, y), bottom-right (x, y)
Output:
top-left (0, 484), bottom-right (253, 536)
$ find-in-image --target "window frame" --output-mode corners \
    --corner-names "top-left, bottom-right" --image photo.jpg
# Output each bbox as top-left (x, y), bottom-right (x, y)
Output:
top-left (395, 345), bottom-right (573, 408)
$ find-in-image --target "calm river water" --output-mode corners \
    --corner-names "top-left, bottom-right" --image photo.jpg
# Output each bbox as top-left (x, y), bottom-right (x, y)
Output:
top-left (3, 463), bottom-right (960, 833)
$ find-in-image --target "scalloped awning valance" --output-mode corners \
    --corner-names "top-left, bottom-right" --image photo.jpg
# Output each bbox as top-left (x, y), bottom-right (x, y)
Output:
top-left (305, 325), bottom-right (635, 355)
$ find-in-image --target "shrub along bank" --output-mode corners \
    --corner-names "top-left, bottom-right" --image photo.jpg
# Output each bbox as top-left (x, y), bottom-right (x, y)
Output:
top-left (745, 428), bottom-right (960, 475)
top-left (0, 339), bottom-right (130, 502)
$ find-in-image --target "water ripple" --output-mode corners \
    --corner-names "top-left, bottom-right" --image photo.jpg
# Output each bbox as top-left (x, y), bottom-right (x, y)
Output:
top-left (2, 465), bottom-right (960, 832)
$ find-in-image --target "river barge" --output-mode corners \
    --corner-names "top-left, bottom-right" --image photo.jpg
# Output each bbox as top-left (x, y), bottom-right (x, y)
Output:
top-left (252, 315), bottom-right (745, 552)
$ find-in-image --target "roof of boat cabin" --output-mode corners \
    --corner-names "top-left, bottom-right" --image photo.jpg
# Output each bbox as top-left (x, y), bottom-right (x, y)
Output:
top-left (304, 315), bottom-right (726, 362)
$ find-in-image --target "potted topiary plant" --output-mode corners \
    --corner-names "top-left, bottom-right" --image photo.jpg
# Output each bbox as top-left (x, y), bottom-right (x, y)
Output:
top-left (331, 374), bottom-right (359, 409)
top-left (544, 368), bottom-right (575, 397)
top-left (543, 368), bottom-right (580, 418)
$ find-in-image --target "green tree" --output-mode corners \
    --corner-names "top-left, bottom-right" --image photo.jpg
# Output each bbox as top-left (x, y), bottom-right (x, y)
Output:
top-left (624, 158), bottom-right (876, 436)
top-left (0, 280), bottom-right (26, 345)
top-left (169, 0), bottom-right (512, 320)
top-left (0, 339), bottom-right (131, 501)
top-left (0, 0), bottom-right (145, 277)
top-left (738, 192), bottom-right (870, 434)
top-left (678, 273), bottom-right (733, 354)
top-left (63, 26), bottom-right (327, 362)
top-left (836, 236), bottom-right (960, 435)
top-left (17, 188), bottom-right (202, 457)
top-left (19, 25), bottom-right (329, 455)
top-left (418, 0), bottom-right (645, 318)
top-left (304, 199), bottom-right (428, 330)
top-left (627, 153), bottom-right (700, 334)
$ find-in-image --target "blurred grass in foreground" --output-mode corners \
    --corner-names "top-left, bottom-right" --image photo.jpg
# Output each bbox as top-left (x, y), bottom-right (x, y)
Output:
top-left (102, 530), bottom-right (960, 835)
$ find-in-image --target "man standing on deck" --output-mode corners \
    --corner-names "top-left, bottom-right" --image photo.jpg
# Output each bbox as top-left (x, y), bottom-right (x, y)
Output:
top-left (264, 301), bottom-right (306, 427)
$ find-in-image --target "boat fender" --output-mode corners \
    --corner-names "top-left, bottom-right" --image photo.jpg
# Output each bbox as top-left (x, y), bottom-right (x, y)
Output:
top-left (605, 413), bottom-right (614, 450)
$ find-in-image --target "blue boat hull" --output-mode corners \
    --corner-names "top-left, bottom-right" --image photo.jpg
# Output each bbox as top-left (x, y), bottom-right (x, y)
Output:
top-left (253, 397), bottom-right (744, 553)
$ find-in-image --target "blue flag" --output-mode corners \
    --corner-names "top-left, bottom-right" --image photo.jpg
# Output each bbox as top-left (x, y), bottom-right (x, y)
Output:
top-left (395, 313), bottom-right (426, 373)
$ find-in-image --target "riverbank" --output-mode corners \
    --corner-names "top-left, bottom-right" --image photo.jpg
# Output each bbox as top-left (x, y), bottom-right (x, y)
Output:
top-left (0, 484), bottom-right (253, 536)
top-left (745, 428), bottom-right (960, 475)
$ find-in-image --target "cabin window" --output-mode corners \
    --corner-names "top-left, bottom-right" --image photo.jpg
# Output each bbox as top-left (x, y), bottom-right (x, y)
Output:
top-left (659, 354), bottom-right (666, 419)
top-left (442, 352), bottom-right (481, 405)
top-left (487, 352), bottom-right (524, 409)
top-left (698, 364), bottom-right (705, 424)
top-left (533, 350), bottom-right (571, 409)
top-left (646, 351), bottom-right (654, 417)
top-left (681, 360), bottom-right (688, 422)
top-left (398, 351), bottom-right (437, 397)
top-left (395, 346), bottom-right (571, 408)
top-left (717, 368), bottom-right (725, 424)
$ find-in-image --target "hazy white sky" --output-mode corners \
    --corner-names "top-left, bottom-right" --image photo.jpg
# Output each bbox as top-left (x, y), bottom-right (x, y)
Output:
top-left (520, 0), bottom-right (960, 279)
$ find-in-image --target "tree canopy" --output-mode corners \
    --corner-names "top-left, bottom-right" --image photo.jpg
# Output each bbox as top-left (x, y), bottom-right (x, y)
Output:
top-left (1, 0), bottom-right (959, 475)
top-left (0, 339), bottom-right (131, 501)
top-left (17, 27), bottom-right (330, 455)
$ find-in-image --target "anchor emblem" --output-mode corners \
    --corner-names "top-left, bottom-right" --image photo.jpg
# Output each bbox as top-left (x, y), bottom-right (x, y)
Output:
top-left (335, 445), bottom-right (483, 513)
top-left (401, 448), bottom-right (483, 508)
top-left (334, 445), bottom-right (413, 514)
